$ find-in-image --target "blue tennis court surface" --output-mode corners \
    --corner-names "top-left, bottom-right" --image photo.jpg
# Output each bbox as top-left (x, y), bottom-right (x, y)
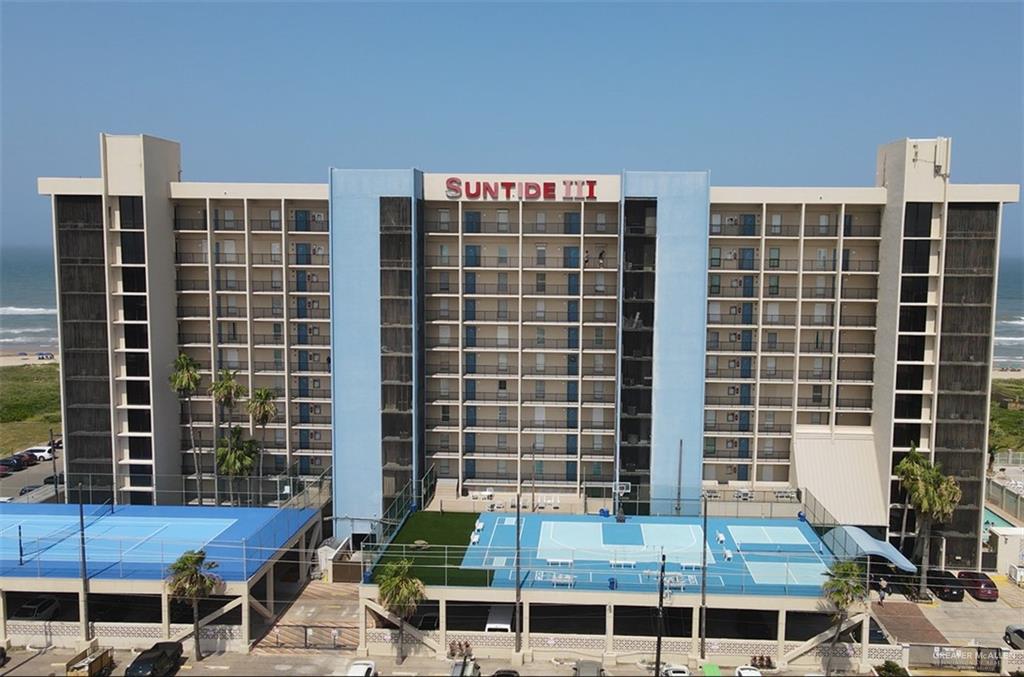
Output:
top-left (0, 503), bottom-right (317, 581)
top-left (462, 513), bottom-right (834, 596)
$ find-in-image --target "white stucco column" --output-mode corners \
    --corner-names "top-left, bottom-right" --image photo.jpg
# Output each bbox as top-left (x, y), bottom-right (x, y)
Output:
top-left (438, 599), bottom-right (447, 653)
top-left (266, 567), bottom-right (275, 615)
top-left (241, 593), bottom-right (251, 649)
top-left (859, 609), bottom-right (870, 671)
top-left (78, 587), bottom-right (89, 641)
top-left (0, 590), bottom-right (7, 646)
top-left (605, 604), bottom-right (614, 655)
top-left (776, 609), bottom-right (787, 670)
top-left (161, 587), bottom-right (171, 639)
top-left (522, 601), bottom-right (531, 652)
top-left (690, 606), bottom-right (701, 659)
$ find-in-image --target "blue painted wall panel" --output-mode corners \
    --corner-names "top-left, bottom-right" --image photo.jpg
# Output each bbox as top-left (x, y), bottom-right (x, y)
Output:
top-left (330, 169), bottom-right (415, 537)
top-left (623, 172), bottom-right (710, 514)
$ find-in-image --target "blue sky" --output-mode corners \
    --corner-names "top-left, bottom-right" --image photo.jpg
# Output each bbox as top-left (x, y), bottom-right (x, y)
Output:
top-left (2, 2), bottom-right (1021, 255)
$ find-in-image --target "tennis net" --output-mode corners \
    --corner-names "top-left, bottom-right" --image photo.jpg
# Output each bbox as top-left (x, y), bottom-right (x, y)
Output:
top-left (20, 501), bottom-right (113, 559)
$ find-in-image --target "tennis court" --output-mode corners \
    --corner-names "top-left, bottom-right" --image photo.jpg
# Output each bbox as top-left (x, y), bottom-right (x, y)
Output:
top-left (0, 503), bottom-right (317, 581)
top-left (461, 512), bottom-right (834, 596)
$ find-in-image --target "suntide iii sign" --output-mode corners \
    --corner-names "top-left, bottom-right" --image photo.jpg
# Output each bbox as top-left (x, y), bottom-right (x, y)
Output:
top-left (423, 174), bottom-right (621, 202)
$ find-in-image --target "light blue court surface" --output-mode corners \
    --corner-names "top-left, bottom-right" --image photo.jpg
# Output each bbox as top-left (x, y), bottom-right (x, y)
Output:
top-left (462, 513), bottom-right (834, 596)
top-left (0, 503), bottom-right (317, 581)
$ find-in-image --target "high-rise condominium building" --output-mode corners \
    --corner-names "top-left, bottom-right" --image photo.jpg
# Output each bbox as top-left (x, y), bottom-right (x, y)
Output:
top-left (39, 134), bottom-right (1017, 567)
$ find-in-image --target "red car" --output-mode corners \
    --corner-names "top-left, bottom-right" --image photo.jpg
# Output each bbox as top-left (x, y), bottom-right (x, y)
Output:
top-left (957, 571), bottom-right (999, 601)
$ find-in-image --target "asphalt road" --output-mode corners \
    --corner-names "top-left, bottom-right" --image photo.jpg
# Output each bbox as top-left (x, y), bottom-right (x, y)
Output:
top-left (0, 450), bottom-right (62, 501)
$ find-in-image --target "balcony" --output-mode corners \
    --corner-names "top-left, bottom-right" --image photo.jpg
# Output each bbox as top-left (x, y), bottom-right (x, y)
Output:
top-left (213, 218), bottom-right (245, 231)
top-left (463, 391), bottom-right (517, 403)
top-left (842, 260), bottom-right (880, 273)
top-left (214, 252), bottom-right (246, 265)
top-left (463, 284), bottom-right (519, 296)
top-left (838, 342), bottom-right (874, 355)
top-left (252, 280), bottom-right (285, 293)
top-left (804, 224), bottom-right (839, 237)
top-left (839, 314), bottom-right (877, 327)
top-left (523, 311), bottom-right (578, 323)
top-left (176, 305), bottom-right (209, 318)
top-left (803, 287), bottom-right (836, 299)
top-left (760, 342), bottom-right (796, 353)
top-left (465, 256), bottom-right (519, 269)
top-left (290, 281), bottom-right (330, 293)
top-left (706, 342), bottom-right (754, 353)
top-left (704, 422), bottom-right (753, 433)
top-left (522, 419), bottom-right (578, 431)
top-left (836, 398), bottom-right (872, 410)
top-left (761, 314), bottom-right (797, 326)
top-left (522, 338), bottom-right (578, 350)
top-left (760, 287), bottom-right (798, 299)
top-left (175, 252), bottom-right (208, 265)
top-left (705, 395), bottom-right (754, 406)
top-left (707, 314), bottom-right (756, 325)
top-left (294, 389), bottom-right (332, 399)
top-left (174, 218), bottom-right (207, 231)
top-left (802, 259), bottom-right (838, 272)
top-left (705, 369), bottom-right (754, 380)
top-left (799, 370), bottom-right (832, 381)
top-left (522, 365), bottom-right (578, 376)
top-left (252, 333), bottom-right (284, 345)
top-left (844, 224), bottom-right (881, 237)
top-left (289, 254), bottom-right (329, 266)
top-left (523, 393), bottom-right (579, 404)
top-left (763, 224), bottom-right (801, 237)
top-left (522, 222), bottom-right (582, 235)
top-left (464, 338), bottom-right (519, 349)
top-left (252, 253), bottom-right (283, 265)
top-left (215, 306), bottom-right (246, 319)
top-left (759, 423), bottom-right (792, 433)
top-left (215, 279), bottom-right (246, 292)
top-left (250, 219), bottom-right (282, 232)
top-left (252, 307), bottom-right (285, 319)
top-left (295, 308), bottom-right (330, 320)
top-left (801, 315), bottom-right (834, 327)
top-left (294, 415), bottom-right (332, 425)
top-left (841, 287), bottom-right (878, 300)
top-left (800, 342), bottom-right (834, 353)
top-left (287, 219), bottom-right (329, 232)
top-left (837, 370), bottom-right (873, 382)
top-left (460, 220), bottom-right (521, 235)
top-left (797, 398), bottom-right (831, 408)
top-left (759, 370), bottom-right (794, 380)
top-left (177, 333), bottom-right (211, 345)
top-left (176, 279), bottom-right (209, 291)
top-left (524, 284), bottom-right (584, 296)
top-left (709, 223), bottom-right (761, 237)
top-left (252, 361), bottom-right (286, 373)
top-left (465, 310), bottom-right (520, 322)
top-left (759, 396), bottom-right (793, 407)
top-left (215, 333), bottom-right (246, 345)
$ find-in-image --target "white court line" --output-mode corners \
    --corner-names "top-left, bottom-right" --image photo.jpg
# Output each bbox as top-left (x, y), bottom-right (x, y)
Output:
top-left (119, 524), bottom-right (172, 556)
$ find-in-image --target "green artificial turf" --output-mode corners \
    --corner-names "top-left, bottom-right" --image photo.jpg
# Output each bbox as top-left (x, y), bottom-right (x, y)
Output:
top-left (373, 511), bottom-right (492, 587)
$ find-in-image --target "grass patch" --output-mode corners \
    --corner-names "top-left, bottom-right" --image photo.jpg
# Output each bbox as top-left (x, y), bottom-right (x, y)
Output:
top-left (0, 364), bottom-right (60, 454)
top-left (373, 511), bottom-right (491, 587)
top-left (991, 379), bottom-right (1024, 454)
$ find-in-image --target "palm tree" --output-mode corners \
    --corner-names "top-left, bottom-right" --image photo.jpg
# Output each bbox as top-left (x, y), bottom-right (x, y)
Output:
top-left (894, 445), bottom-right (927, 549)
top-left (822, 559), bottom-right (867, 676)
top-left (166, 550), bottom-right (220, 662)
top-left (896, 452), bottom-right (962, 597)
top-left (246, 387), bottom-right (277, 505)
top-left (209, 369), bottom-right (247, 504)
top-left (170, 353), bottom-right (204, 505)
top-left (376, 559), bottom-right (425, 665)
top-left (216, 426), bottom-right (256, 506)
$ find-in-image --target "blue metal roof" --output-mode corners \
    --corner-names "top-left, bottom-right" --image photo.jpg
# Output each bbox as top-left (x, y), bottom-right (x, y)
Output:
top-left (822, 525), bottom-right (917, 572)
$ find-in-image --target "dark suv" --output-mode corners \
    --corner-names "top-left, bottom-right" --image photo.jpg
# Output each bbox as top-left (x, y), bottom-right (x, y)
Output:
top-left (926, 570), bottom-right (964, 602)
top-left (125, 641), bottom-right (183, 677)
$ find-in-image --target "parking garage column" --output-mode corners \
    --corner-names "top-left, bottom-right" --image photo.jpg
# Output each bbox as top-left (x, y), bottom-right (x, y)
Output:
top-left (776, 609), bottom-right (787, 670)
top-left (438, 599), bottom-right (447, 648)
top-left (0, 590), bottom-right (7, 645)
top-left (605, 604), bottom-right (614, 655)
top-left (161, 587), bottom-right (171, 639)
top-left (522, 601), bottom-right (530, 652)
top-left (241, 592), bottom-right (252, 648)
top-left (690, 606), bottom-right (700, 659)
top-left (858, 608), bottom-right (869, 671)
top-left (78, 587), bottom-right (89, 642)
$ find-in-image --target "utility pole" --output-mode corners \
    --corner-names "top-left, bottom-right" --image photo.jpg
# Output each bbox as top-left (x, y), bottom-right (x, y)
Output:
top-left (655, 552), bottom-right (666, 676)
top-left (515, 491), bottom-right (522, 653)
top-left (700, 493), bottom-right (708, 660)
top-left (675, 440), bottom-right (683, 515)
top-left (77, 484), bottom-right (91, 641)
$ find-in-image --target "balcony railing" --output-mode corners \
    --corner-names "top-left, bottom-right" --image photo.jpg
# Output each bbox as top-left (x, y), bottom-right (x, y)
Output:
top-left (842, 260), bottom-right (880, 272)
top-left (704, 422), bottom-right (753, 433)
top-left (463, 366), bottom-right (518, 376)
top-left (524, 311), bottom-right (578, 323)
top-left (523, 285), bottom-right (581, 296)
top-left (802, 287), bottom-right (836, 299)
top-left (800, 342), bottom-right (834, 353)
top-left (761, 314), bottom-right (797, 326)
top-left (177, 333), bottom-right (211, 345)
top-left (175, 252), bottom-right (208, 264)
top-left (764, 224), bottom-right (801, 237)
top-left (252, 253), bottom-right (283, 265)
top-left (804, 224), bottom-right (838, 237)
top-left (709, 224), bottom-right (760, 237)
top-left (465, 311), bottom-right (520, 322)
top-left (214, 253), bottom-right (246, 264)
top-left (176, 305), bottom-right (209, 318)
top-left (250, 219), bottom-right (282, 232)
top-left (710, 287), bottom-right (761, 299)
top-left (706, 342), bottom-right (754, 353)
top-left (252, 280), bottom-right (285, 292)
top-left (799, 370), bottom-right (832, 381)
top-left (837, 370), bottom-right (873, 381)
top-left (294, 415), bottom-right (332, 425)
top-left (707, 314), bottom-right (757, 325)
top-left (841, 287), bottom-right (878, 300)
top-left (802, 259), bottom-right (838, 272)
top-left (290, 281), bottom-right (330, 293)
top-left (839, 315), bottom-right (877, 327)
top-left (293, 361), bottom-right (330, 372)
top-left (215, 333), bottom-right (246, 345)
top-left (759, 370), bottom-right (794, 380)
top-left (801, 316), bottom-right (834, 326)
top-left (463, 284), bottom-right (519, 295)
top-left (522, 339), bottom-right (578, 350)
top-left (213, 218), bottom-right (245, 231)
top-left (289, 254), bottom-right (329, 265)
top-left (844, 225), bottom-right (881, 237)
top-left (252, 307), bottom-right (285, 318)
top-left (215, 306), bottom-right (246, 318)
top-left (176, 279), bottom-right (209, 291)
top-left (705, 395), bottom-right (754, 406)
top-left (295, 308), bottom-right (330, 319)
top-left (215, 279), bottom-right (246, 292)
top-left (705, 369), bottom-right (754, 379)
top-left (464, 338), bottom-right (519, 349)
top-left (174, 218), bottom-right (207, 231)
top-left (294, 389), bottom-right (332, 399)
top-left (287, 219), bottom-right (329, 232)
top-left (797, 398), bottom-right (831, 408)
top-left (760, 342), bottom-right (796, 353)
top-left (523, 393), bottom-right (579, 403)
top-left (522, 420), bottom-right (578, 430)
top-left (759, 396), bottom-right (792, 407)
top-left (252, 333), bottom-right (285, 345)
top-left (522, 365), bottom-right (578, 376)
top-left (465, 256), bottom-right (519, 268)
top-left (838, 342), bottom-right (874, 354)
top-left (836, 398), bottom-right (872, 410)
top-left (758, 423), bottom-right (792, 433)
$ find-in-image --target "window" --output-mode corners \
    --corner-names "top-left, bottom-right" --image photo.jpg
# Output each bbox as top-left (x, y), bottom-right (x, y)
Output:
top-left (767, 275), bottom-right (780, 296)
top-left (768, 248), bottom-right (780, 269)
top-left (536, 245), bottom-right (547, 266)
top-left (709, 274), bottom-right (721, 295)
top-left (536, 272), bottom-right (546, 293)
top-left (709, 247), bottom-right (721, 268)
top-left (594, 327), bottom-right (604, 347)
top-left (441, 405), bottom-right (450, 423)
top-left (497, 434), bottom-right (508, 449)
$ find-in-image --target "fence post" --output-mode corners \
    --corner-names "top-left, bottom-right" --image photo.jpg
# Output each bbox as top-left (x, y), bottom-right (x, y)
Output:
top-left (242, 538), bottom-right (248, 579)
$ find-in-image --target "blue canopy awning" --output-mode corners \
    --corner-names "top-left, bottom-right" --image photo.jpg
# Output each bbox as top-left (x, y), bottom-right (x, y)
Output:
top-left (822, 525), bottom-right (917, 573)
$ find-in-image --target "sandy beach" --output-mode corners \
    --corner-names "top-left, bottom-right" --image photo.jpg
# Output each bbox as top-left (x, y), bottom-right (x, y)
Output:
top-left (993, 368), bottom-right (1024, 381)
top-left (0, 350), bottom-right (58, 368)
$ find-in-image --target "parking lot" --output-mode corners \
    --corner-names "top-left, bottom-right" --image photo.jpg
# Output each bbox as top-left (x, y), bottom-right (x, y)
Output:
top-left (0, 448), bottom-right (61, 501)
top-left (918, 576), bottom-right (1024, 647)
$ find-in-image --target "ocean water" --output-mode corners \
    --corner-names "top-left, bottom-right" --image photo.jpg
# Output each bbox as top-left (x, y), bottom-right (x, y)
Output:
top-left (995, 257), bottom-right (1024, 369)
top-left (0, 246), bottom-right (58, 352)
top-left (0, 245), bottom-right (1022, 366)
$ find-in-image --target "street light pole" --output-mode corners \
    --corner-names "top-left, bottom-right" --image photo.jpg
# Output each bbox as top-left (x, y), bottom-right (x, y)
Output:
top-left (700, 493), bottom-right (708, 660)
top-left (77, 483), bottom-right (91, 641)
top-left (515, 491), bottom-right (522, 653)
top-left (655, 552), bottom-right (666, 676)
top-left (49, 427), bottom-right (60, 502)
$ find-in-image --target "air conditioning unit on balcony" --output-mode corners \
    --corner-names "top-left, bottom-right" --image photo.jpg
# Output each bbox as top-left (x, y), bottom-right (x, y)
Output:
top-left (310, 274), bottom-right (319, 282)
top-left (311, 353), bottom-right (320, 362)
top-left (726, 217), bottom-right (737, 225)
top-left (726, 439), bottom-right (735, 449)
top-left (311, 326), bottom-right (320, 335)
top-left (313, 405), bottom-right (321, 414)
top-left (313, 431), bottom-right (322, 440)
top-left (727, 413), bottom-right (737, 422)
top-left (312, 379), bottom-right (320, 388)
top-left (314, 246), bottom-right (324, 255)
top-left (731, 279), bottom-right (740, 288)
top-left (313, 212), bottom-right (325, 222)
top-left (728, 359), bottom-right (739, 369)
top-left (727, 465), bottom-right (737, 474)
top-left (728, 386), bottom-right (739, 395)
top-left (730, 306), bottom-right (739, 315)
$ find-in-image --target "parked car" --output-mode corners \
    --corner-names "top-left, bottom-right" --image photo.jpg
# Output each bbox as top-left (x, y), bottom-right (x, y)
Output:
top-left (957, 570), bottom-right (999, 601)
top-left (1005, 625), bottom-right (1024, 650)
top-left (662, 666), bottom-right (691, 676)
top-left (346, 660), bottom-right (378, 677)
top-left (0, 466), bottom-right (11, 478)
top-left (735, 667), bottom-right (763, 677)
top-left (0, 496), bottom-right (12, 503)
top-left (12, 596), bottom-right (60, 621)
top-left (19, 485), bottom-right (42, 496)
top-left (0, 457), bottom-right (26, 471)
top-left (13, 452), bottom-right (38, 466)
top-left (926, 570), bottom-right (965, 602)
top-left (23, 445), bottom-right (54, 461)
top-left (125, 641), bottom-right (182, 677)
top-left (43, 472), bottom-right (64, 486)
top-left (492, 671), bottom-right (520, 677)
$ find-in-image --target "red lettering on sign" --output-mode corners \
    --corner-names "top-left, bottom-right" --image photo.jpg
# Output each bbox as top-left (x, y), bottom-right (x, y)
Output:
top-left (543, 182), bottom-right (556, 200)
top-left (482, 182), bottom-right (498, 199)
top-left (445, 177), bottom-right (462, 199)
top-left (524, 182), bottom-right (541, 199)
top-left (585, 180), bottom-right (597, 200)
top-left (500, 182), bottom-right (516, 199)
top-left (464, 181), bottom-right (481, 199)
